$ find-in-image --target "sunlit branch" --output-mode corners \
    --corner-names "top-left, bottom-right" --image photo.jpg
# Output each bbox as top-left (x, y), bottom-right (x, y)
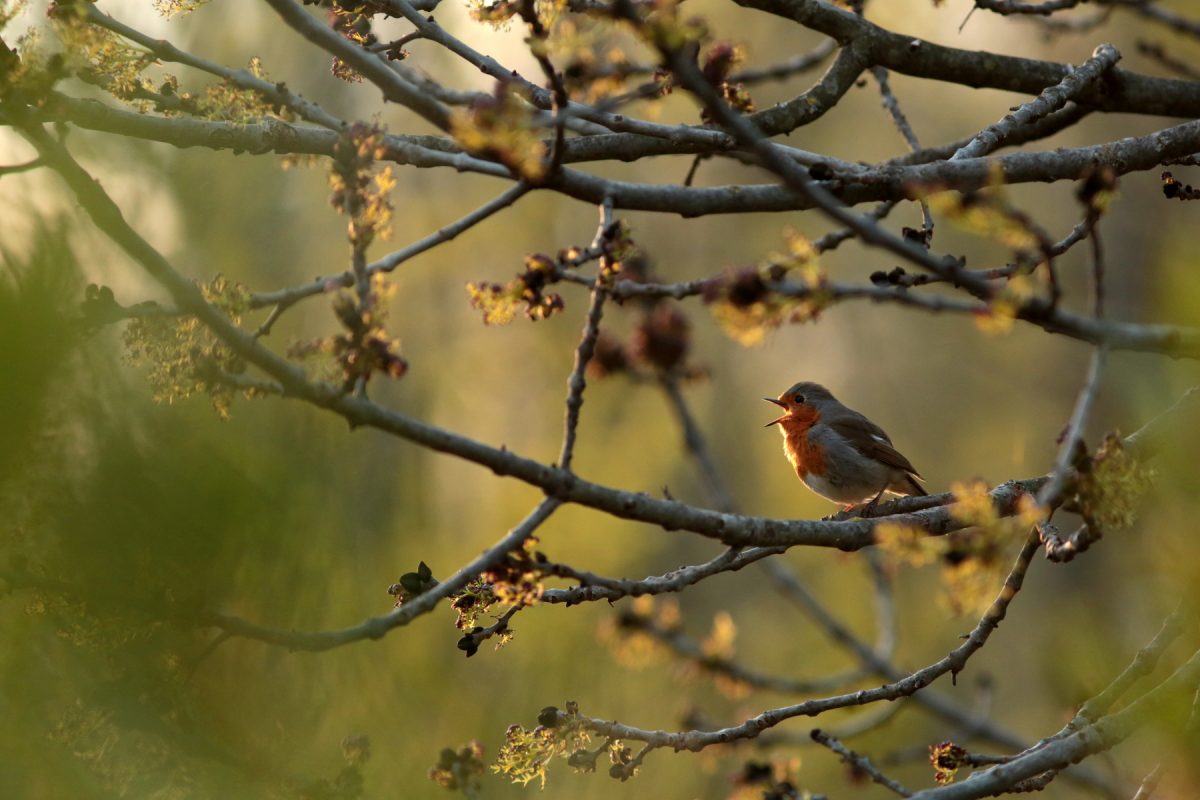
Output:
top-left (685, 701), bottom-right (905, 749)
top-left (36, 92), bottom-right (487, 168)
top-left (812, 199), bottom-right (898, 252)
top-left (517, 0), bottom-right (570, 178)
top-left (199, 365), bottom-right (285, 397)
top-left (457, 604), bottom-right (523, 657)
top-left (749, 39), bottom-right (870, 135)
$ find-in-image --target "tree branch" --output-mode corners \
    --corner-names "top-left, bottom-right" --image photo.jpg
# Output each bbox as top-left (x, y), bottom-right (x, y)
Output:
top-left (951, 44), bottom-right (1121, 161)
top-left (260, 0), bottom-right (450, 129)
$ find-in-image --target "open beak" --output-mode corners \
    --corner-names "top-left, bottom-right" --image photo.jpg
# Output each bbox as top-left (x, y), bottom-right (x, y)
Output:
top-left (763, 397), bottom-right (787, 427)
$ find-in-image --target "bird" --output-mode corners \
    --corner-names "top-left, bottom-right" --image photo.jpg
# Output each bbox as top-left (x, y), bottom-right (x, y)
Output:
top-left (764, 381), bottom-right (925, 510)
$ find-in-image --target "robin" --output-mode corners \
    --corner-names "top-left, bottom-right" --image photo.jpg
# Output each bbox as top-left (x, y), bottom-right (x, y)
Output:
top-left (764, 381), bottom-right (926, 509)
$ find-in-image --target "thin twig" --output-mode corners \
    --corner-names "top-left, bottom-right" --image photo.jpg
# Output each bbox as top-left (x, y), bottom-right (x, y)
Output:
top-left (1136, 40), bottom-right (1200, 80)
top-left (209, 499), bottom-right (561, 651)
top-left (85, 4), bottom-right (345, 130)
top-left (1072, 603), bottom-right (1192, 726)
top-left (1090, 216), bottom-right (1107, 319)
top-left (971, 0), bottom-right (1085, 15)
top-left (1037, 344), bottom-right (1107, 511)
top-left (614, 612), bottom-right (870, 695)
top-left (457, 604), bottom-right (522, 656)
top-left (261, 0), bottom-right (449, 129)
top-left (518, 0), bottom-right (570, 179)
top-left (541, 545), bottom-right (784, 605)
top-left (658, 376), bottom-right (736, 513)
top-left (249, 183), bottom-right (531, 309)
top-left (869, 66), bottom-right (933, 235)
top-left (558, 200), bottom-right (613, 471)
top-left (1130, 764), bottom-right (1163, 800)
top-left (907, 649), bottom-right (1200, 799)
top-left (1127, 2), bottom-right (1200, 40)
top-left (952, 44), bottom-right (1122, 161)
top-left (575, 528), bottom-right (1042, 754)
top-left (729, 39), bottom-right (837, 83)
top-left (811, 729), bottom-right (912, 797)
top-left (0, 157), bottom-right (42, 176)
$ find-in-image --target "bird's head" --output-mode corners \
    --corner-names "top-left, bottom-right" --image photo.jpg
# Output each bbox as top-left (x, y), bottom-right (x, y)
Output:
top-left (763, 381), bottom-right (835, 428)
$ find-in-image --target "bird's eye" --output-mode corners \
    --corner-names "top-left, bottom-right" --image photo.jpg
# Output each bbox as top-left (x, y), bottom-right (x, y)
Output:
top-left (793, 394), bottom-right (805, 404)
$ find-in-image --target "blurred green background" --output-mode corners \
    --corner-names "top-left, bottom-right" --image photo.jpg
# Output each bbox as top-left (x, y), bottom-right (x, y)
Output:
top-left (2, 0), bottom-right (1199, 797)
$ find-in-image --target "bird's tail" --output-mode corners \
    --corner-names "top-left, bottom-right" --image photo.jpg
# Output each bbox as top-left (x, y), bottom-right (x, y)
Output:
top-left (905, 474), bottom-right (927, 496)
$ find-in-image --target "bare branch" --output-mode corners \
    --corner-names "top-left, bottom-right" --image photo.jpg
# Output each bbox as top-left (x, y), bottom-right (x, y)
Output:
top-left (952, 44), bottom-right (1122, 161)
top-left (260, 0), bottom-right (450, 129)
top-left (1130, 765), bottom-right (1164, 800)
top-left (1073, 603), bottom-right (1194, 726)
top-left (659, 376), bottom-right (737, 513)
top-left (735, 0), bottom-right (1200, 118)
top-left (558, 235), bottom-right (610, 469)
top-left (811, 729), bottom-right (912, 797)
top-left (907, 649), bottom-right (1200, 799)
top-left (730, 38), bottom-right (837, 83)
top-left (869, 66), bottom-right (933, 235)
top-left (971, 0), bottom-right (1085, 16)
top-left (210, 499), bottom-right (561, 651)
top-left (0, 157), bottom-right (42, 176)
top-left (249, 182), bottom-right (533, 310)
top-left (84, 4), bottom-right (344, 130)
top-left (575, 529), bottom-right (1041, 753)
top-left (541, 545), bottom-right (784, 605)
top-left (613, 611), bottom-right (871, 695)
top-left (1037, 345), bottom-right (1107, 511)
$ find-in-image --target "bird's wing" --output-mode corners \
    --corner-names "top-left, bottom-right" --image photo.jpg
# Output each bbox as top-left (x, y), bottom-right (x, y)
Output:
top-left (825, 413), bottom-right (923, 478)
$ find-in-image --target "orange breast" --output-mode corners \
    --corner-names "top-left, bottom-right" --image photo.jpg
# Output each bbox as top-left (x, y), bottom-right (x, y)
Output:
top-left (779, 408), bottom-right (824, 478)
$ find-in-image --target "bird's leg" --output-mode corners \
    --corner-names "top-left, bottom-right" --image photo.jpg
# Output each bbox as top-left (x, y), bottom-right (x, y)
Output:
top-left (859, 487), bottom-right (889, 518)
top-left (823, 495), bottom-right (883, 522)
